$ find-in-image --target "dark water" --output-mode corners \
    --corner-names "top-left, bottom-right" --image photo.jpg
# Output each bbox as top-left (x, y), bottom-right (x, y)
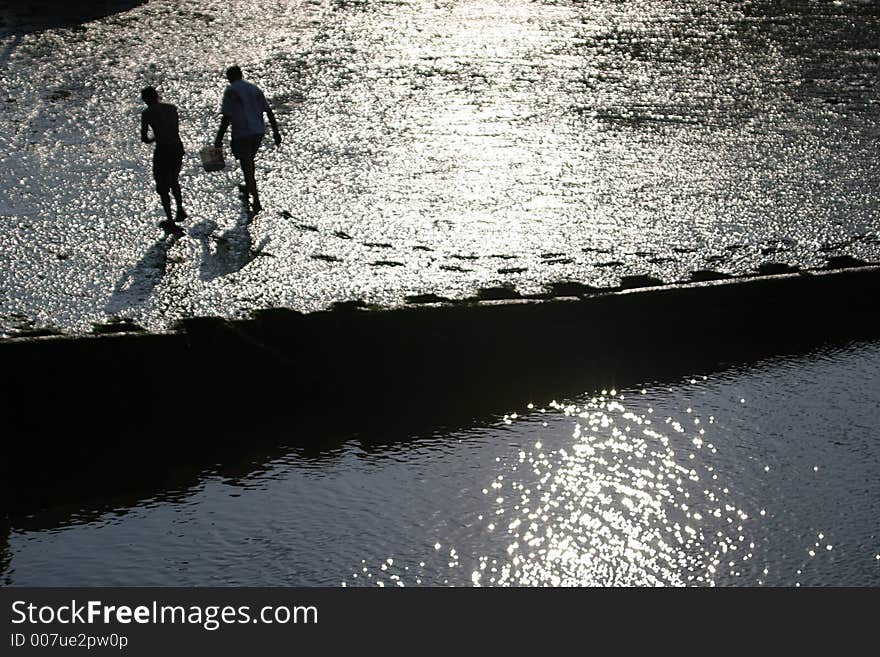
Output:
top-left (4, 339), bottom-right (879, 586)
top-left (1, 0), bottom-right (879, 335)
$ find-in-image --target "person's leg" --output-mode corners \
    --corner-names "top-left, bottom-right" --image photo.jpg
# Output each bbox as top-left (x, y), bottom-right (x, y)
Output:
top-left (232, 137), bottom-right (250, 201)
top-left (232, 136), bottom-right (262, 214)
top-left (171, 154), bottom-right (186, 221)
top-left (247, 136), bottom-right (263, 213)
top-left (171, 182), bottom-right (186, 220)
top-left (158, 188), bottom-right (172, 220)
top-left (153, 150), bottom-right (173, 221)
top-left (242, 157), bottom-right (260, 212)
top-left (156, 177), bottom-right (173, 222)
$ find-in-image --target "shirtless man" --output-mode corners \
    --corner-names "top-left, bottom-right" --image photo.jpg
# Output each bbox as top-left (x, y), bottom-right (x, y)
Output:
top-left (140, 86), bottom-right (187, 226)
top-left (214, 66), bottom-right (281, 216)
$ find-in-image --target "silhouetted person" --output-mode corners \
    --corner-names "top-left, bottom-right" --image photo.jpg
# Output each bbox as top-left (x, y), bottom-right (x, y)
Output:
top-left (214, 65), bottom-right (281, 216)
top-left (140, 86), bottom-right (187, 226)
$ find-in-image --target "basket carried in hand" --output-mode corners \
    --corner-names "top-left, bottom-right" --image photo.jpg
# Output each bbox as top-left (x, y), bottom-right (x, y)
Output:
top-left (200, 145), bottom-right (225, 172)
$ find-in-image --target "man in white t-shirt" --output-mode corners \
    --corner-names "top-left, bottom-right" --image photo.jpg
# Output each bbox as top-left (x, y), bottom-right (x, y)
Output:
top-left (214, 65), bottom-right (281, 215)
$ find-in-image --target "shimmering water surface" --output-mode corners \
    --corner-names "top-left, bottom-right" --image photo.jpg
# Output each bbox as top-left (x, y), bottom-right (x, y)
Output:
top-left (1, 0), bottom-right (879, 335)
top-left (4, 340), bottom-right (880, 586)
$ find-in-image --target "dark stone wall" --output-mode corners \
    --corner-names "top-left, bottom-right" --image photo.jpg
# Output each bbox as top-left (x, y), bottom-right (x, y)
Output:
top-left (3, 267), bottom-right (880, 449)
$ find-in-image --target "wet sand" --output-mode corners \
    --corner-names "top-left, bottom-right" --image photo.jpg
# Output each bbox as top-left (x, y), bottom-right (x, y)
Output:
top-left (1, 0), bottom-right (879, 336)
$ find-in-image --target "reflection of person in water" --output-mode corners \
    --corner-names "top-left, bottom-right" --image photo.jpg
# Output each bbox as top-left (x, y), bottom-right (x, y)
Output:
top-left (214, 66), bottom-right (281, 216)
top-left (140, 86), bottom-right (187, 227)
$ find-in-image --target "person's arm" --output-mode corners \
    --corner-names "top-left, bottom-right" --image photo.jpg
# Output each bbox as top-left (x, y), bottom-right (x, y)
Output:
top-left (140, 112), bottom-right (154, 144)
top-left (266, 107), bottom-right (281, 146)
top-left (214, 115), bottom-right (230, 149)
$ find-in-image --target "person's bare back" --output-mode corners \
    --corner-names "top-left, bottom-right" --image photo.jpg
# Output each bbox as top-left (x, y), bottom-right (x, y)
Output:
top-left (140, 86), bottom-right (186, 226)
top-left (141, 102), bottom-right (183, 151)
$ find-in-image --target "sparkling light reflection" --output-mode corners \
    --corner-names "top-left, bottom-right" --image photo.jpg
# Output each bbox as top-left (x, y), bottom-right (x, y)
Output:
top-left (350, 387), bottom-right (769, 586)
top-left (2, 1), bottom-right (879, 334)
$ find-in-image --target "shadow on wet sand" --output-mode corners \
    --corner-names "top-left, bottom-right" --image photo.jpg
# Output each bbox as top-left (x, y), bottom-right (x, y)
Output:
top-left (104, 226), bottom-right (182, 314)
top-left (190, 211), bottom-right (270, 282)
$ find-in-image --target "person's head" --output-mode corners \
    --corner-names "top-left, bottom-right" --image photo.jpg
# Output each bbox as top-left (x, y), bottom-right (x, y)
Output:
top-left (140, 86), bottom-right (159, 106)
top-left (225, 65), bottom-right (243, 83)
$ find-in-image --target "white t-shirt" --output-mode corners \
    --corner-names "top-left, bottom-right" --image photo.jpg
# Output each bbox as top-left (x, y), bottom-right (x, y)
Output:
top-left (221, 79), bottom-right (269, 138)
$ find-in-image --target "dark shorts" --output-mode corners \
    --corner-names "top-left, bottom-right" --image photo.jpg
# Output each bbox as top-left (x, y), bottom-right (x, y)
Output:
top-left (231, 134), bottom-right (263, 161)
top-left (152, 145), bottom-right (184, 192)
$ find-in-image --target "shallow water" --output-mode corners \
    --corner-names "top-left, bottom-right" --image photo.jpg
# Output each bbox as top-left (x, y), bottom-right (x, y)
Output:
top-left (1, 0), bottom-right (879, 335)
top-left (4, 339), bottom-right (879, 586)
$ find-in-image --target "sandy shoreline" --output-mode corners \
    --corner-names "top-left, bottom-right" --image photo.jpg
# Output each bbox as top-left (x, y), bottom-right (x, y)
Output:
top-left (2, 1), bottom-right (878, 336)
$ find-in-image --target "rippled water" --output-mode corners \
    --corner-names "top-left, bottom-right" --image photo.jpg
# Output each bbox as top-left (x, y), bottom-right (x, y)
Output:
top-left (4, 339), bottom-right (879, 586)
top-left (1, 0), bottom-right (879, 335)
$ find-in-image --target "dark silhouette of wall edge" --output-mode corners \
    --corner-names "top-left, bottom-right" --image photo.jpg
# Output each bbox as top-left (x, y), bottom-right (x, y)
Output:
top-left (3, 266), bottom-right (879, 447)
